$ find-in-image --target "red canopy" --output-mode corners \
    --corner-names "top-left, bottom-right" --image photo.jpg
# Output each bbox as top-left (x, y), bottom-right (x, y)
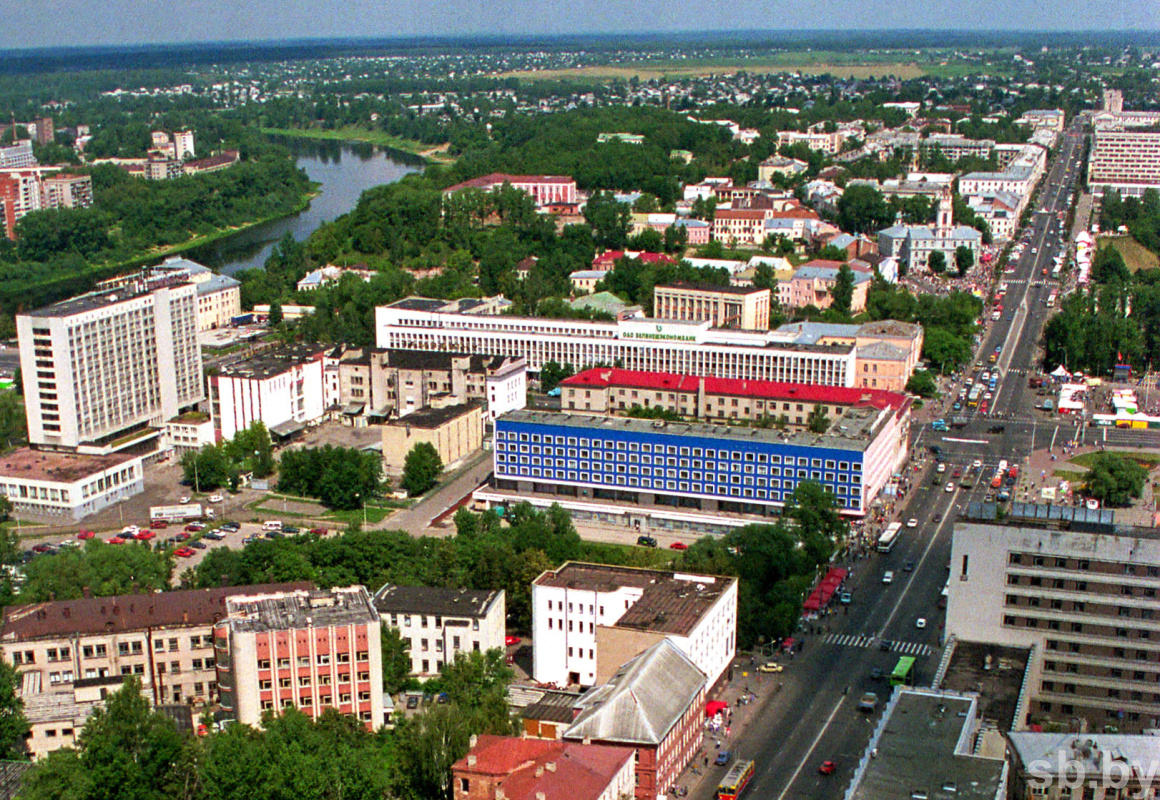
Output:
top-left (705, 700), bottom-right (728, 717)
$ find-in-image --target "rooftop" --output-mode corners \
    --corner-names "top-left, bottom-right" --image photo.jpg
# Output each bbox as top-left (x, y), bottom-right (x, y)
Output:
top-left (216, 343), bottom-right (325, 381)
top-left (1008, 732), bottom-right (1160, 779)
top-left (453, 735), bottom-right (634, 800)
top-left (0, 582), bottom-right (312, 642)
top-left (444, 173), bottom-right (575, 193)
top-left (197, 274), bottom-right (241, 295)
top-left (21, 280), bottom-right (190, 319)
top-left (848, 689), bottom-right (1006, 800)
top-left (0, 448), bottom-right (140, 484)
top-left (564, 639), bottom-right (707, 745)
top-left (223, 587), bottom-right (378, 633)
top-left (385, 401), bottom-right (481, 430)
top-left (655, 281), bottom-right (768, 296)
top-left (939, 641), bottom-right (1030, 730)
top-left (534, 561), bottom-right (735, 637)
top-left (500, 406), bottom-right (895, 451)
top-left (372, 584), bottom-right (501, 618)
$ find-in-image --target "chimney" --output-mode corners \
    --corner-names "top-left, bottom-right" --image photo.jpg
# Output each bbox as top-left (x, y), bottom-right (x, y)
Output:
top-left (545, 762), bottom-right (556, 773)
top-left (468, 755), bottom-right (476, 767)
top-left (470, 734), bottom-right (478, 748)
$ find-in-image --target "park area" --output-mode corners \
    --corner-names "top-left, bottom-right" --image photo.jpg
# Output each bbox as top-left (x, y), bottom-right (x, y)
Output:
top-left (1098, 235), bottom-right (1159, 273)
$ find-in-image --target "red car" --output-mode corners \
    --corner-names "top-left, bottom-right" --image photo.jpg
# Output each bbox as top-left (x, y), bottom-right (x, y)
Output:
top-left (149, 520), bottom-right (168, 529)
top-left (174, 532), bottom-right (191, 542)
top-left (135, 530), bottom-right (156, 541)
top-left (505, 636), bottom-right (522, 647)
top-left (818, 761), bottom-right (837, 775)
top-left (668, 542), bottom-right (688, 551)
top-left (309, 528), bottom-right (329, 536)
top-left (184, 523), bottom-right (205, 532)
top-left (174, 547), bottom-right (196, 558)
top-left (77, 531), bottom-right (96, 540)
top-left (107, 536), bottom-right (126, 545)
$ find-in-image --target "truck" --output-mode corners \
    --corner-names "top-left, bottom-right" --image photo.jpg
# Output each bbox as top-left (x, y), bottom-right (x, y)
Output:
top-left (1028, 376), bottom-right (1046, 389)
top-left (931, 419), bottom-right (949, 432)
top-left (149, 504), bottom-right (204, 523)
top-left (950, 416), bottom-right (969, 429)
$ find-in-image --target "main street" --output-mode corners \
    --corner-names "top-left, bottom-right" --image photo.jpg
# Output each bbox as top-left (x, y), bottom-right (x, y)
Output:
top-left (689, 126), bottom-right (1090, 800)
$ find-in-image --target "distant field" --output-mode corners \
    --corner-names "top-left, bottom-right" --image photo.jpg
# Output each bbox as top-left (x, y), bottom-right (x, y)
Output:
top-left (498, 59), bottom-right (931, 82)
top-left (1098, 235), bottom-right (1160, 273)
top-left (261, 126), bottom-right (455, 162)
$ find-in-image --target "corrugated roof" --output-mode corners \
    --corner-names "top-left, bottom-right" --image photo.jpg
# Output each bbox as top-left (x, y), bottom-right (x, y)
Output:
top-left (564, 640), bottom-right (706, 745)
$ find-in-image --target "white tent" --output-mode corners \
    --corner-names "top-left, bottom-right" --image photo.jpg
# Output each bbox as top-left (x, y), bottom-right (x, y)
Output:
top-left (1050, 365), bottom-right (1071, 378)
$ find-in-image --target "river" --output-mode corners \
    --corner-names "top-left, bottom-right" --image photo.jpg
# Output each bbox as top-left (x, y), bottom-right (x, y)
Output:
top-left (189, 136), bottom-right (425, 275)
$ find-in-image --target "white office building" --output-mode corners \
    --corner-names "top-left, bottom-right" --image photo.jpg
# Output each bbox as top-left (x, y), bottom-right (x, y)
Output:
top-left (531, 562), bottom-right (737, 689)
top-left (377, 297), bottom-right (858, 387)
top-left (17, 279), bottom-right (203, 453)
top-left (209, 344), bottom-right (327, 441)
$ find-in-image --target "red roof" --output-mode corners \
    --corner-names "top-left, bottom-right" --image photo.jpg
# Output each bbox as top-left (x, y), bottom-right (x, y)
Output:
top-left (444, 172), bottom-right (575, 193)
top-left (769, 207), bottom-right (821, 220)
top-left (561, 367), bottom-right (909, 411)
top-left (714, 209), bottom-right (768, 220)
top-left (453, 735), bottom-right (634, 800)
top-left (592, 250), bottom-right (677, 268)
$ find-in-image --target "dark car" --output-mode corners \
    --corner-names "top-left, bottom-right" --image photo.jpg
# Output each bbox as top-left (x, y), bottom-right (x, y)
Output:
top-left (190, 540), bottom-right (207, 550)
top-left (265, 530), bottom-right (285, 539)
top-left (405, 694), bottom-right (420, 710)
top-left (903, 561), bottom-right (915, 572)
top-left (715, 751), bottom-right (731, 766)
top-left (220, 522), bottom-right (241, 532)
top-left (879, 639), bottom-right (893, 652)
top-left (174, 532), bottom-right (191, 542)
top-left (636, 535), bottom-right (658, 548)
top-left (202, 531), bottom-right (226, 541)
top-left (282, 525), bottom-right (300, 534)
top-left (870, 668), bottom-right (884, 680)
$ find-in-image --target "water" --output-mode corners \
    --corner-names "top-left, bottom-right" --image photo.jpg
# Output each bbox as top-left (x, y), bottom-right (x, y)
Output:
top-left (189, 136), bottom-right (424, 275)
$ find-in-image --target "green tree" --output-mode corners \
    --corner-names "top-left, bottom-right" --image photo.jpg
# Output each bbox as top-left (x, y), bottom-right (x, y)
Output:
top-left (831, 264), bottom-right (855, 315)
top-left (836, 184), bottom-right (893, 235)
top-left (954, 245), bottom-right (975, 277)
top-left (922, 328), bottom-right (973, 374)
top-left (402, 442), bottom-right (443, 497)
top-left (806, 406), bottom-right (831, 433)
top-left (267, 300), bottom-right (283, 327)
top-left (19, 540), bottom-right (172, 603)
top-left (583, 191), bottom-right (631, 250)
top-left (0, 391), bottom-right (26, 453)
top-left (928, 250), bottom-right (947, 274)
top-left (1083, 453), bottom-right (1148, 507)
top-left (381, 627), bottom-right (413, 696)
top-left (0, 660), bottom-right (28, 760)
top-left (181, 445), bottom-right (238, 493)
top-left (905, 369), bottom-right (939, 398)
top-left (223, 421), bottom-right (276, 479)
top-left (538, 360), bottom-right (574, 394)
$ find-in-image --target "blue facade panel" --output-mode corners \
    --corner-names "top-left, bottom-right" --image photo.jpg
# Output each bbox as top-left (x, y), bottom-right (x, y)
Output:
top-left (494, 417), bottom-right (866, 511)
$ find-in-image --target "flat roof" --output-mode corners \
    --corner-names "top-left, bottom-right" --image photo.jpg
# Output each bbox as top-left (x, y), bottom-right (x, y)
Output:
top-left (534, 562), bottom-right (734, 637)
top-left (849, 690), bottom-right (1005, 800)
top-left (217, 343), bottom-right (325, 381)
top-left (655, 282), bottom-right (768, 296)
top-left (0, 582), bottom-right (312, 642)
top-left (22, 281), bottom-right (189, 319)
top-left (387, 402), bottom-right (481, 429)
top-left (0, 448), bottom-right (139, 484)
top-left (372, 584), bottom-right (500, 618)
top-left (939, 642), bottom-right (1030, 730)
top-left (224, 587), bottom-right (377, 633)
top-left (499, 407), bottom-right (891, 452)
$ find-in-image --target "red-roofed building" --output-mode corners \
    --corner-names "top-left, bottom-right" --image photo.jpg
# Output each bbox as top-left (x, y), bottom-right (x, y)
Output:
top-left (560, 367), bottom-right (911, 431)
top-left (591, 250), bottom-right (677, 270)
top-left (443, 173), bottom-right (577, 209)
top-left (452, 734), bottom-right (635, 800)
top-left (711, 208), bottom-right (770, 245)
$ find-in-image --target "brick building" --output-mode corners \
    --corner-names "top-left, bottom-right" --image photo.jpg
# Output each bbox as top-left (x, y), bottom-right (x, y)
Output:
top-left (451, 734), bottom-right (635, 800)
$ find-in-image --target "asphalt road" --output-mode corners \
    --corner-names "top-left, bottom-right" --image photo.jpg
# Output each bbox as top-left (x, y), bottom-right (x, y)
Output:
top-left (695, 126), bottom-right (1091, 800)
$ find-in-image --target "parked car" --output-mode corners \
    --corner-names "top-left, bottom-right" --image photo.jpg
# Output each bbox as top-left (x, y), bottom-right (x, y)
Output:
top-left (174, 532), bottom-right (191, 542)
top-left (715, 751), bottom-right (732, 766)
top-left (818, 761), bottom-right (837, 776)
top-left (309, 528), bottom-right (329, 536)
top-left (757, 662), bottom-right (784, 673)
top-left (220, 522), bottom-right (241, 532)
top-left (202, 531), bottom-right (226, 541)
top-left (882, 571), bottom-right (894, 584)
top-left (190, 541), bottom-right (207, 550)
top-left (174, 547), bottom-right (196, 558)
top-left (668, 541), bottom-right (688, 551)
top-left (185, 523), bottom-right (205, 532)
top-left (636, 535), bottom-right (658, 548)
top-left (505, 636), bottom-right (522, 647)
top-left (135, 530), bottom-right (156, 541)
top-left (208, 494), bottom-right (224, 503)
top-left (150, 520), bottom-right (168, 529)
top-left (108, 536), bottom-right (127, 545)
top-left (281, 525), bottom-right (300, 534)
top-left (858, 692), bottom-right (879, 712)
top-left (78, 530), bottom-right (96, 540)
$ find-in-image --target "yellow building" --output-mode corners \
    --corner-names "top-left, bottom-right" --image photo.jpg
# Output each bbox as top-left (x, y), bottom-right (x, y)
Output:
top-left (653, 282), bottom-right (772, 331)
top-left (381, 402), bottom-right (483, 474)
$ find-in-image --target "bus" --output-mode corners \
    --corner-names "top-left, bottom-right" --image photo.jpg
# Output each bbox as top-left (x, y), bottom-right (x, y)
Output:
top-left (1047, 291), bottom-right (1058, 308)
top-left (890, 656), bottom-right (917, 687)
top-left (876, 522), bottom-right (903, 554)
top-left (717, 760), bottom-right (756, 800)
top-left (967, 385), bottom-right (982, 408)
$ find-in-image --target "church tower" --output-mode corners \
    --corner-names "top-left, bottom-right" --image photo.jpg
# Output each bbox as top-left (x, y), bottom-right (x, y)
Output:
top-left (936, 183), bottom-right (954, 237)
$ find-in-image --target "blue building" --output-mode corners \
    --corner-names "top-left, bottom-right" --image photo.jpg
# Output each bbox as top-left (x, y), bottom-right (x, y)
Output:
top-left (490, 409), bottom-right (904, 525)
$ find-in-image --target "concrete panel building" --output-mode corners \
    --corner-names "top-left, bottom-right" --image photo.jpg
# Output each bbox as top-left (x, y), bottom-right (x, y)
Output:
top-left (381, 402), bottom-right (483, 473)
top-left (209, 344), bottom-right (327, 441)
top-left (1088, 129), bottom-right (1160, 197)
top-left (652, 282), bottom-right (771, 331)
top-left (213, 586), bottom-right (384, 730)
top-left (0, 448), bottom-right (146, 522)
top-left (372, 584), bottom-right (505, 679)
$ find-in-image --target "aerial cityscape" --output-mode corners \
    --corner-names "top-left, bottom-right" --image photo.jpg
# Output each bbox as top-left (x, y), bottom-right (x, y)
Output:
top-left (0, 18), bottom-right (1156, 800)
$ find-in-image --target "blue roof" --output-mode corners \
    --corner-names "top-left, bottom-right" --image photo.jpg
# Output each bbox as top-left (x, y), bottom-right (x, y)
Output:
top-left (777, 321), bottom-right (860, 345)
top-left (793, 265), bottom-right (872, 284)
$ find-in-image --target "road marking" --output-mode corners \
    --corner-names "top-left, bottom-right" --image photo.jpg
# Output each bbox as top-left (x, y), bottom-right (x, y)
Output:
top-left (878, 486), bottom-right (959, 636)
top-left (774, 694), bottom-right (846, 800)
top-left (941, 437), bottom-right (988, 444)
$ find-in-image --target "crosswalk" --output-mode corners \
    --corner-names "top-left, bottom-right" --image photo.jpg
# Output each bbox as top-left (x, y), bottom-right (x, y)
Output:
top-left (823, 633), bottom-right (934, 658)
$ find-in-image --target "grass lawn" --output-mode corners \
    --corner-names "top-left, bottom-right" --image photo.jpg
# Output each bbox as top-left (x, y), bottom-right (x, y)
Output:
top-left (1053, 468), bottom-right (1087, 481)
top-left (262, 127), bottom-right (454, 163)
top-left (1098, 236), bottom-right (1159, 273)
top-left (1071, 450), bottom-right (1160, 470)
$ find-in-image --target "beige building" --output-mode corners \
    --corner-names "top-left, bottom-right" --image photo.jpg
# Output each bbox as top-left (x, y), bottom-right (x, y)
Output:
top-left (1088, 129), bottom-right (1160, 197)
top-left (0, 582), bottom-right (309, 758)
top-left (653, 282), bottom-right (771, 331)
top-left (757, 155), bottom-right (808, 182)
top-left (711, 209), bottom-right (769, 245)
top-left (948, 510), bottom-right (1160, 733)
top-left (382, 402), bottom-right (483, 474)
top-left (1008, 732), bottom-right (1160, 800)
top-left (372, 585), bottom-right (505, 679)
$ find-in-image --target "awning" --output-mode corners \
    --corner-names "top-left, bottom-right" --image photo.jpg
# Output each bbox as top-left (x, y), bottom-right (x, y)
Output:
top-left (342, 402), bottom-right (365, 416)
top-left (367, 406), bottom-right (391, 421)
top-left (270, 419), bottom-right (307, 439)
top-left (705, 701), bottom-right (728, 717)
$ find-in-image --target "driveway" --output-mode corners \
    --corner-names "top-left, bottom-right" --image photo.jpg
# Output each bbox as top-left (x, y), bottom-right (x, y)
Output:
top-left (379, 451), bottom-right (492, 535)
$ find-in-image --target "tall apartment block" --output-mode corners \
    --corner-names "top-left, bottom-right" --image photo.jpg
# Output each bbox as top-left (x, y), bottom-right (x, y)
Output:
top-left (948, 505), bottom-right (1160, 732)
top-left (213, 586), bottom-right (384, 730)
top-left (17, 279), bottom-right (204, 453)
top-left (1088, 129), bottom-right (1160, 197)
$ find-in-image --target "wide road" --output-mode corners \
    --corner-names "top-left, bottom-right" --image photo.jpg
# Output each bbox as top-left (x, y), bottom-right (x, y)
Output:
top-left (694, 125), bottom-right (1089, 800)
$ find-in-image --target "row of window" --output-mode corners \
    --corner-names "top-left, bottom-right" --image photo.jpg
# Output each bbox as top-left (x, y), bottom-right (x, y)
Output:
top-left (1011, 552), bottom-right (1160, 578)
top-left (255, 651), bottom-right (369, 670)
top-left (387, 613), bottom-right (481, 631)
top-left (497, 456), bottom-right (859, 486)
top-left (259, 672), bottom-right (370, 689)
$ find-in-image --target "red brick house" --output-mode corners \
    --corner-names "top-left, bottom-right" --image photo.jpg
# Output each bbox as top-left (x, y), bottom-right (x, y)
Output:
top-left (451, 734), bottom-right (635, 800)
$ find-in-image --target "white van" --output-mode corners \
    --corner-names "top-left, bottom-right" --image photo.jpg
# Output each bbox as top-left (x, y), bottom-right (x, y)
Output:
top-left (262, 520), bottom-right (283, 532)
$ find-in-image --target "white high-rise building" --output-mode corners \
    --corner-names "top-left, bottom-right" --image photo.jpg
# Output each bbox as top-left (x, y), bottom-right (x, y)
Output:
top-left (17, 279), bottom-right (203, 453)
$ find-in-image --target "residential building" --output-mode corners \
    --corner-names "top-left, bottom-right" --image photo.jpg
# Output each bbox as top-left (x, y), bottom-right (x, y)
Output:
top-left (213, 586), bottom-right (384, 730)
top-left (844, 688), bottom-right (1008, 800)
top-left (372, 585), bottom-right (505, 678)
top-left (183, 150), bottom-right (239, 175)
top-left (41, 174), bottom-right (93, 210)
top-left (776, 320), bottom-right (924, 392)
top-left (923, 134), bottom-right (995, 161)
top-left (381, 402), bottom-right (483, 473)
top-left (966, 192), bottom-right (1022, 241)
top-left (652, 282), bottom-right (771, 331)
top-left (531, 562), bottom-right (735, 688)
top-left (849, 252), bottom-right (898, 284)
top-left (777, 130), bottom-right (845, 154)
top-left (559, 367), bottom-right (912, 432)
top-left (757, 155), bottom-right (808, 181)
top-left (562, 639), bottom-right (707, 800)
top-left (0, 170), bottom-right (44, 236)
top-left (782, 262), bottom-right (872, 313)
top-left (1016, 109), bottom-right (1066, 133)
top-left (763, 207), bottom-right (824, 242)
top-left (489, 399), bottom-right (907, 522)
top-left (17, 279), bottom-right (203, 454)
top-left (296, 265), bottom-right (375, 292)
top-left (597, 133), bottom-right (644, 145)
top-left (570, 270), bottom-right (609, 294)
top-left (959, 144), bottom-right (1047, 214)
top-left (0, 448), bottom-right (146, 522)
top-left (442, 173), bottom-right (577, 209)
top-left (209, 343), bottom-right (327, 441)
top-left (591, 251), bottom-right (677, 271)
top-left (144, 154), bottom-right (183, 181)
top-left (1008, 732), bottom-right (1160, 800)
top-left (1, 582), bottom-right (310, 758)
top-left (377, 297), bottom-right (864, 387)
top-left (877, 184), bottom-right (982, 274)
top-left (452, 735), bottom-right (635, 800)
top-left (147, 256), bottom-right (242, 331)
top-left (628, 213), bottom-right (710, 245)
top-left (325, 346), bottom-right (525, 424)
top-left (162, 411), bottom-right (215, 457)
top-left (948, 505), bottom-right (1160, 732)
top-left (0, 141), bottom-right (36, 169)
top-left (711, 208), bottom-right (769, 245)
top-left (1087, 129), bottom-right (1160, 197)
top-left (847, 172), bottom-right (953, 200)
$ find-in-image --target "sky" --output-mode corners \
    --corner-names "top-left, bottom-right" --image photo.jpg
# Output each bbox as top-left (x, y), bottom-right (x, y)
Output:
top-left (2, 0), bottom-right (1157, 50)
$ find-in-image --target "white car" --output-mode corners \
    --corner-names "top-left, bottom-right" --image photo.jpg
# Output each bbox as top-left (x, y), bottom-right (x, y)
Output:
top-left (906, 518), bottom-right (918, 528)
top-left (883, 571), bottom-right (894, 584)
top-left (179, 496), bottom-right (190, 504)
top-left (936, 463), bottom-right (947, 474)
top-left (945, 482), bottom-right (955, 493)
top-left (972, 459), bottom-right (983, 470)
top-left (916, 618), bottom-right (927, 629)
top-left (209, 494), bottom-right (224, 503)
top-left (121, 525), bottom-right (139, 536)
